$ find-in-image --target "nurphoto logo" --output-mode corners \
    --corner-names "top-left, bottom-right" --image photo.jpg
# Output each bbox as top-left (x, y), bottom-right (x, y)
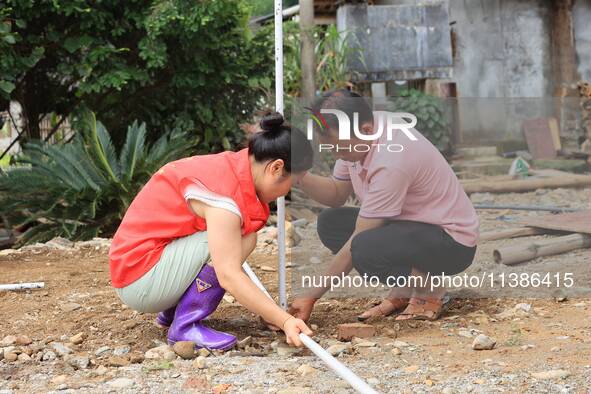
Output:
top-left (304, 107), bottom-right (419, 153)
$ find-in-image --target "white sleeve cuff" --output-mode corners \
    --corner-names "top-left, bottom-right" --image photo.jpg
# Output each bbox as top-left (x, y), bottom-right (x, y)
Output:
top-left (184, 182), bottom-right (242, 223)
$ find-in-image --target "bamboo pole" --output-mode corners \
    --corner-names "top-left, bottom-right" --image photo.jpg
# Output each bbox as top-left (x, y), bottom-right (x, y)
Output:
top-left (480, 227), bottom-right (547, 242)
top-left (494, 233), bottom-right (591, 265)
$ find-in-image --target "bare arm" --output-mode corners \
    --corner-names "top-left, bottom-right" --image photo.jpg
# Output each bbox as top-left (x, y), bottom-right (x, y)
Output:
top-left (193, 201), bottom-right (312, 345)
top-left (289, 216), bottom-right (387, 321)
top-left (296, 172), bottom-right (353, 208)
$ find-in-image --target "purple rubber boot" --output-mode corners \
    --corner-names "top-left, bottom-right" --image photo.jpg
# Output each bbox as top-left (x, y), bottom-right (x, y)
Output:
top-left (167, 264), bottom-right (236, 350)
top-left (156, 306), bottom-right (176, 328)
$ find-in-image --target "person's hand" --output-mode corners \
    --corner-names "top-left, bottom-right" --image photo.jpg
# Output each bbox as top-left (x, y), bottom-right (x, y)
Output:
top-left (288, 297), bottom-right (317, 322)
top-left (282, 316), bottom-right (313, 347)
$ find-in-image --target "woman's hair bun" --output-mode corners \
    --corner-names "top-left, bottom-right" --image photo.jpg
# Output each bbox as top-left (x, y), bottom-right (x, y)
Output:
top-left (259, 112), bottom-right (284, 132)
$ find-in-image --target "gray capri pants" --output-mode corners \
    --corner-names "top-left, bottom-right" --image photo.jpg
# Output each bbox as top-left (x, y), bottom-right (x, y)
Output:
top-left (115, 231), bottom-right (210, 313)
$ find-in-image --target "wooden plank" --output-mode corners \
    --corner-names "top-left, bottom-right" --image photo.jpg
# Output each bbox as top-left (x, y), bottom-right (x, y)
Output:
top-left (520, 210), bottom-right (591, 234)
top-left (548, 117), bottom-right (562, 151)
top-left (461, 172), bottom-right (591, 194)
top-left (522, 118), bottom-right (558, 159)
top-left (480, 227), bottom-right (547, 242)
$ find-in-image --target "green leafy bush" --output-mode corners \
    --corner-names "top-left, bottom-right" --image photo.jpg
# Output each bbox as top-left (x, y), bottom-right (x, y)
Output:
top-left (0, 111), bottom-right (195, 246)
top-left (1, 1), bottom-right (273, 151)
top-left (390, 89), bottom-right (451, 153)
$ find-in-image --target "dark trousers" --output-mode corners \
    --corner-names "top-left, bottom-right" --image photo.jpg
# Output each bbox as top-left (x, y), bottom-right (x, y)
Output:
top-left (317, 207), bottom-right (476, 284)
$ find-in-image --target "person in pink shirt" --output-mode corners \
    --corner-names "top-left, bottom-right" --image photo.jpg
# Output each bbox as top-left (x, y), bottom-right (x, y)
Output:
top-left (289, 90), bottom-right (479, 321)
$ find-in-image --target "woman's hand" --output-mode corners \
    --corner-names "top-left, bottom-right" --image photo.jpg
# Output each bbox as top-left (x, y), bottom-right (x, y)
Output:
top-left (282, 316), bottom-right (313, 347)
top-left (288, 297), bottom-right (317, 322)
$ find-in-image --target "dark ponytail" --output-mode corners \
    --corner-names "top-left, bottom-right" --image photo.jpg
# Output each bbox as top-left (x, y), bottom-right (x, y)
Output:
top-left (248, 112), bottom-right (314, 173)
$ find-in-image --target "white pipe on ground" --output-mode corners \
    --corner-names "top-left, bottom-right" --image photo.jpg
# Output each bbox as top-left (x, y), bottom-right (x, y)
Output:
top-left (299, 333), bottom-right (379, 394)
top-left (242, 262), bottom-right (380, 394)
top-left (0, 282), bottom-right (45, 291)
top-left (274, 0), bottom-right (287, 310)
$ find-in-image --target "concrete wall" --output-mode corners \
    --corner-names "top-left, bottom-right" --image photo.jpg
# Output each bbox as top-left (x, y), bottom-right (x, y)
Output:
top-left (447, 0), bottom-right (554, 142)
top-left (343, 0), bottom-right (588, 143)
top-left (574, 0), bottom-right (591, 82)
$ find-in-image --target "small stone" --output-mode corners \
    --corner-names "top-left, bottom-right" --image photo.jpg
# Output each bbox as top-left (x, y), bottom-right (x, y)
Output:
top-left (311, 324), bottom-right (319, 331)
top-left (94, 365), bottom-right (108, 376)
top-left (67, 355), bottom-right (90, 369)
top-left (472, 334), bottom-right (496, 350)
top-left (260, 265), bottom-right (276, 272)
top-left (173, 341), bottom-right (197, 359)
top-left (514, 303), bottom-right (532, 313)
top-left (51, 375), bottom-right (67, 385)
top-left (337, 323), bottom-right (376, 341)
top-left (69, 333), bottom-right (86, 345)
top-left (107, 378), bottom-right (135, 389)
top-left (145, 344), bottom-right (176, 360)
top-left (309, 256), bottom-right (322, 265)
top-left (326, 343), bottom-right (351, 356)
top-left (237, 336), bottom-right (252, 349)
top-left (391, 347), bottom-right (402, 355)
top-left (17, 353), bottom-right (31, 362)
top-left (403, 365), bottom-right (420, 373)
top-left (197, 348), bottom-right (211, 358)
top-left (391, 340), bottom-right (410, 347)
top-left (223, 294), bottom-right (235, 304)
top-left (123, 320), bottom-right (138, 330)
top-left (15, 335), bottom-right (32, 346)
top-left (353, 340), bottom-right (376, 348)
top-left (60, 302), bottom-right (82, 313)
top-left (550, 346), bottom-right (560, 352)
top-left (57, 384), bottom-right (68, 391)
top-left (531, 369), bottom-right (570, 380)
top-left (106, 355), bottom-right (130, 367)
top-left (1, 335), bottom-right (17, 346)
top-left (129, 352), bottom-right (145, 364)
top-left (193, 355), bottom-right (207, 369)
top-left (94, 346), bottom-right (110, 357)
top-left (113, 345), bottom-right (131, 356)
top-left (296, 364), bottom-right (317, 376)
top-left (51, 342), bottom-right (73, 356)
top-left (441, 387), bottom-right (455, 394)
top-left (276, 344), bottom-right (301, 357)
top-left (42, 350), bottom-right (57, 361)
top-left (458, 329), bottom-right (475, 338)
top-left (4, 352), bottom-right (17, 362)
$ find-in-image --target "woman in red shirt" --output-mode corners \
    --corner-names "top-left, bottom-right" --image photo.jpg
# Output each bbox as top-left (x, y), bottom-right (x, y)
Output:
top-left (109, 113), bottom-right (314, 350)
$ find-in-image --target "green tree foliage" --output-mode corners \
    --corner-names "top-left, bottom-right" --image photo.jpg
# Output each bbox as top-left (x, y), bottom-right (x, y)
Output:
top-left (0, 111), bottom-right (195, 245)
top-left (0, 0), bottom-right (273, 150)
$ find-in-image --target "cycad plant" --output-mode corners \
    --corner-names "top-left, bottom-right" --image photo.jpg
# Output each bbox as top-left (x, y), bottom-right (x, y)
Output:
top-left (0, 111), bottom-right (195, 246)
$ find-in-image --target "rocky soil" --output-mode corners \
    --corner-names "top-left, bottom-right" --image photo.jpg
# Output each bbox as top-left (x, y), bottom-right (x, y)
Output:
top-left (1, 187), bottom-right (591, 393)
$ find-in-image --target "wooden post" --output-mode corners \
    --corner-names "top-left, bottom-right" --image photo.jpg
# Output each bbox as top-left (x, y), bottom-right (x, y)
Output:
top-left (550, 0), bottom-right (578, 127)
top-left (494, 233), bottom-right (591, 265)
top-left (300, 0), bottom-right (315, 104)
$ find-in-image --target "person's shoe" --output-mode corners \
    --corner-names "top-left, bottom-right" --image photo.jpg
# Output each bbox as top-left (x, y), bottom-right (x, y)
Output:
top-left (156, 306), bottom-right (176, 328)
top-left (167, 264), bottom-right (236, 350)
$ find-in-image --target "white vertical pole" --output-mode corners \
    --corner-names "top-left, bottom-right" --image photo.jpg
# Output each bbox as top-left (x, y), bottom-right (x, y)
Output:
top-left (275, 0), bottom-right (287, 310)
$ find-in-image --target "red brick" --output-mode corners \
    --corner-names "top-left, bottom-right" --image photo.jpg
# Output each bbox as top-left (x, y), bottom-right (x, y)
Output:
top-left (337, 323), bottom-right (376, 341)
